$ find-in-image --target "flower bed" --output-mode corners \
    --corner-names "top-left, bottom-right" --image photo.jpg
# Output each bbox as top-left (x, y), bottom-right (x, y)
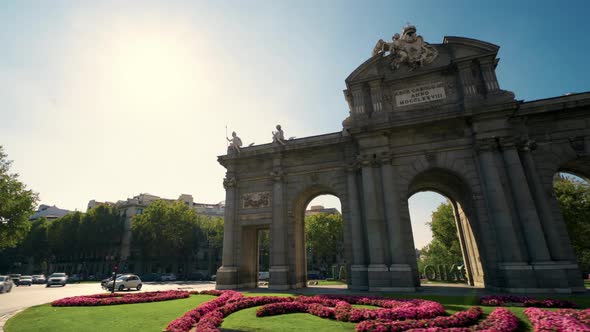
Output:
top-left (51, 290), bottom-right (189, 306)
top-left (479, 295), bottom-right (576, 308)
top-left (525, 307), bottom-right (590, 331)
top-left (164, 291), bottom-right (519, 332)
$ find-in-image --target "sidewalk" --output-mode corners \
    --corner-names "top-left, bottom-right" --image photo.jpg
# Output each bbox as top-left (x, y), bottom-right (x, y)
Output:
top-left (0, 310), bottom-right (22, 332)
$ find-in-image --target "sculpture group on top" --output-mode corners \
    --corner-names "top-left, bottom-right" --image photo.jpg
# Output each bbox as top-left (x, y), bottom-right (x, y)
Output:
top-left (372, 24), bottom-right (438, 71)
top-left (226, 125), bottom-right (291, 155)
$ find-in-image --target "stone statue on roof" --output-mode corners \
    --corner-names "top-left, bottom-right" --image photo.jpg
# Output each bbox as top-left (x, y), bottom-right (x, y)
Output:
top-left (227, 131), bottom-right (242, 154)
top-left (372, 24), bottom-right (438, 71)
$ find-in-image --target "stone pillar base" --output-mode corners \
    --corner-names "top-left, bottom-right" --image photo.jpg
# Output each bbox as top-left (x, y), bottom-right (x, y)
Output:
top-left (389, 264), bottom-right (415, 288)
top-left (349, 265), bottom-right (368, 290)
top-left (368, 264), bottom-right (390, 289)
top-left (215, 266), bottom-right (238, 289)
top-left (269, 266), bottom-right (289, 290)
top-left (532, 261), bottom-right (585, 291)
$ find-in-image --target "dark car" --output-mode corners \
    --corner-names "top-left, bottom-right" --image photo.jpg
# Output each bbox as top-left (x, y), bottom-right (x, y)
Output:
top-left (8, 274), bottom-right (21, 285)
top-left (18, 275), bottom-right (33, 286)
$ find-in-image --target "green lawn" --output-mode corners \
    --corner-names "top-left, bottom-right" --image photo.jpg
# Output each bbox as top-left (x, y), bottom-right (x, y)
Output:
top-left (4, 294), bottom-right (215, 332)
top-left (5, 293), bottom-right (590, 332)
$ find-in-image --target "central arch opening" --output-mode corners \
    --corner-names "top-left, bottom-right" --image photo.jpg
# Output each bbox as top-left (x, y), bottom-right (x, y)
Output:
top-left (293, 190), bottom-right (345, 289)
top-left (407, 169), bottom-right (485, 288)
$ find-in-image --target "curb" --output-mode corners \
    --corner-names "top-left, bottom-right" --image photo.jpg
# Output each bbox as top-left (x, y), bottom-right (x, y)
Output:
top-left (0, 309), bottom-right (23, 332)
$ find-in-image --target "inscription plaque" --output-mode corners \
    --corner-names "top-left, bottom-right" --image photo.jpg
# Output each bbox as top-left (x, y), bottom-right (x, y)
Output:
top-left (394, 82), bottom-right (446, 107)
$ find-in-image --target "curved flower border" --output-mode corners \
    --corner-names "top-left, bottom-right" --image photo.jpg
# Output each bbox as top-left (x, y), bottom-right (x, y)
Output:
top-left (165, 291), bottom-right (520, 332)
top-left (52, 290), bottom-right (189, 306)
top-left (480, 295), bottom-right (576, 308)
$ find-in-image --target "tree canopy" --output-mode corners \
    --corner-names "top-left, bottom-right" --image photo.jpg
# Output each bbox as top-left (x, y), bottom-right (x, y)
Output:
top-left (0, 146), bottom-right (38, 249)
top-left (419, 202), bottom-right (463, 268)
top-left (305, 212), bottom-right (344, 273)
top-left (131, 200), bottom-right (222, 258)
top-left (554, 175), bottom-right (590, 273)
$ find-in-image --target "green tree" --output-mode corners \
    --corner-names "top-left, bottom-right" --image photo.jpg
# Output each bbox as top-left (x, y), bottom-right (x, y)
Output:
top-left (0, 146), bottom-right (38, 249)
top-left (197, 216), bottom-right (224, 275)
top-left (305, 212), bottom-right (344, 274)
top-left (132, 200), bottom-right (201, 258)
top-left (419, 202), bottom-right (463, 268)
top-left (554, 175), bottom-right (590, 273)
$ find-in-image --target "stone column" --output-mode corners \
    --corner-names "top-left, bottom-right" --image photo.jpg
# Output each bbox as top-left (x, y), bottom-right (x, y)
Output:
top-left (360, 156), bottom-right (389, 289)
top-left (520, 141), bottom-right (575, 261)
top-left (216, 174), bottom-right (238, 289)
top-left (499, 138), bottom-right (551, 262)
top-left (380, 155), bottom-right (415, 290)
top-left (347, 163), bottom-right (368, 290)
top-left (269, 168), bottom-right (289, 290)
top-left (475, 138), bottom-right (526, 263)
top-left (476, 138), bottom-right (534, 289)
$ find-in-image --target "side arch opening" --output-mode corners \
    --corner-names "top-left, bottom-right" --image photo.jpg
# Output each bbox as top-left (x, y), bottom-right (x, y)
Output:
top-left (407, 168), bottom-right (485, 287)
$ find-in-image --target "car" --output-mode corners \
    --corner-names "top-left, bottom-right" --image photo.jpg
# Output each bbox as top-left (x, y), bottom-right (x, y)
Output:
top-left (211, 274), bottom-right (216, 281)
top-left (18, 275), bottom-right (33, 286)
top-left (68, 274), bottom-right (81, 283)
top-left (32, 274), bottom-right (46, 284)
top-left (0, 276), bottom-right (14, 293)
top-left (160, 273), bottom-right (177, 281)
top-left (102, 274), bottom-right (142, 291)
top-left (46, 273), bottom-right (68, 287)
top-left (8, 274), bottom-right (21, 285)
top-left (258, 271), bottom-right (269, 281)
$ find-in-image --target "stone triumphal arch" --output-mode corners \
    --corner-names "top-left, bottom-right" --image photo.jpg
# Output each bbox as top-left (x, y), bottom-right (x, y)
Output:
top-left (216, 25), bottom-right (589, 293)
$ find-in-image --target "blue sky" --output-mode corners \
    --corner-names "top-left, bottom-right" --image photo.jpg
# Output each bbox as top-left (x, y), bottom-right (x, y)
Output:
top-left (1, 1), bottom-right (589, 248)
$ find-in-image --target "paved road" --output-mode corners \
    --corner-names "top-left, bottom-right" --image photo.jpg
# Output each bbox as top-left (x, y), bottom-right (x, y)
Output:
top-left (0, 281), bottom-right (216, 331)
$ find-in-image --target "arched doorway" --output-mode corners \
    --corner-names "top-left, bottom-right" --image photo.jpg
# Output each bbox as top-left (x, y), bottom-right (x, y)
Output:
top-left (406, 168), bottom-right (485, 287)
top-left (291, 187), bottom-right (347, 289)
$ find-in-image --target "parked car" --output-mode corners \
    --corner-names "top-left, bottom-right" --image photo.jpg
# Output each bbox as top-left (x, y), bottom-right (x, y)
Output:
top-left (0, 276), bottom-right (14, 293)
top-left (160, 273), bottom-right (177, 281)
top-left (258, 271), bottom-right (269, 281)
top-left (8, 274), bottom-right (21, 285)
top-left (211, 274), bottom-right (216, 281)
top-left (46, 273), bottom-right (68, 287)
top-left (18, 275), bottom-right (33, 286)
top-left (139, 273), bottom-right (161, 282)
top-left (68, 274), bottom-right (81, 283)
top-left (102, 274), bottom-right (142, 291)
top-left (32, 274), bottom-right (46, 284)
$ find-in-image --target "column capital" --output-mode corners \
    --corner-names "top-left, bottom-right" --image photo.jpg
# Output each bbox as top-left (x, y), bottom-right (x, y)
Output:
top-left (357, 154), bottom-right (378, 167)
top-left (270, 170), bottom-right (285, 182)
top-left (474, 138), bottom-right (498, 153)
top-left (223, 176), bottom-right (237, 189)
top-left (498, 136), bottom-right (519, 150)
top-left (518, 139), bottom-right (537, 152)
top-left (346, 161), bottom-right (360, 172)
top-left (378, 152), bottom-right (393, 165)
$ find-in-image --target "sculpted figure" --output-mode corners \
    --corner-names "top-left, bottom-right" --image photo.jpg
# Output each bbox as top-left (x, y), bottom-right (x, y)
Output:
top-left (272, 125), bottom-right (285, 145)
top-left (227, 131), bottom-right (242, 154)
top-left (373, 25), bottom-right (438, 70)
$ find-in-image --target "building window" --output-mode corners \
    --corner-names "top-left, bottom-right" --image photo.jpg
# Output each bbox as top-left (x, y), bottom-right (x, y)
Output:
top-left (137, 208), bottom-right (143, 215)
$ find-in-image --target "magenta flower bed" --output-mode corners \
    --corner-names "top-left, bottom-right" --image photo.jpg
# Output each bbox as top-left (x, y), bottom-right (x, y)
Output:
top-left (51, 290), bottom-right (189, 306)
top-left (164, 291), bottom-right (519, 332)
top-left (480, 295), bottom-right (576, 308)
top-left (525, 307), bottom-right (590, 331)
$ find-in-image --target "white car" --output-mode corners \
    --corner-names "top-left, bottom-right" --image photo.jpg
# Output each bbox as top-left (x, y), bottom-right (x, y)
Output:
top-left (104, 274), bottom-right (142, 291)
top-left (0, 276), bottom-right (14, 293)
top-left (47, 273), bottom-right (68, 287)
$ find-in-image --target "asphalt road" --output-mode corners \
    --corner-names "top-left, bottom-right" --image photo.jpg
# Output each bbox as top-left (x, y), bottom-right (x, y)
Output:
top-left (0, 281), bottom-right (216, 330)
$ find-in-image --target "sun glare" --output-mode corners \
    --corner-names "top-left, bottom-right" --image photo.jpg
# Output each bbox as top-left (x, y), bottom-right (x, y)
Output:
top-left (105, 28), bottom-right (202, 109)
